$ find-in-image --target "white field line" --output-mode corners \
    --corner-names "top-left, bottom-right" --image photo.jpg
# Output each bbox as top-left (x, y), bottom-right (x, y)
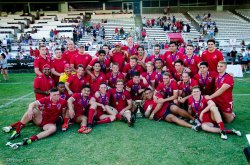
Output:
top-left (233, 94), bottom-right (250, 96)
top-left (0, 82), bottom-right (33, 85)
top-left (0, 92), bottom-right (33, 109)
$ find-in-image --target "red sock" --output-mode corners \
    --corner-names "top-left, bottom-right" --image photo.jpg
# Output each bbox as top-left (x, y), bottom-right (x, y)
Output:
top-left (30, 135), bottom-right (38, 142)
top-left (87, 108), bottom-right (96, 125)
top-left (116, 114), bottom-right (122, 120)
top-left (15, 122), bottom-right (25, 133)
top-left (97, 118), bottom-right (111, 125)
top-left (11, 121), bottom-right (21, 128)
top-left (217, 122), bottom-right (225, 131)
top-left (225, 130), bottom-right (232, 134)
top-left (63, 118), bottom-right (69, 125)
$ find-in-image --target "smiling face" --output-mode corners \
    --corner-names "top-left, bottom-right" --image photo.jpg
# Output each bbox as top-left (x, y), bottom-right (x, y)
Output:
top-left (99, 83), bottom-right (107, 94)
top-left (81, 87), bottom-right (91, 97)
top-left (144, 90), bottom-right (153, 100)
top-left (116, 81), bottom-right (124, 91)
top-left (217, 62), bottom-right (227, 74)
top-left (163, 75), bottom-right (170, 84)
top-left (182, 72), bottom-right (190, 83)
top-left (185, 46), bottom-right (194, 56)
top-left (192, 88), bottom-right (201, 98)
top-left (50, 91), bottom-right (60, 102)
top-left (169, 43), bottom-right (177, 53)
top-left (207, 41), bottom-right (215, 52)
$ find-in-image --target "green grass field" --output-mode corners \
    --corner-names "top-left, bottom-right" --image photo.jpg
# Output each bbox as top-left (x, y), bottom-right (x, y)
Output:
top-left (0, 73), bottom-right (250, 165)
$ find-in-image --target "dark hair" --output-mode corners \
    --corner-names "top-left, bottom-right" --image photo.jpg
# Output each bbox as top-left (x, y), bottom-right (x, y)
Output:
top-left (98, 49), bottom-right (106, 55)
top-left (54, 48), bottom-right (61, 52)
top-left (50, 88), bottom-right (58, 93)
top-left (77, 64), bottom-right (84, 69)
top-left (154, 44), bottom-right (161, 48)
top-left (132, 72), bottom-right (140, 77)
top-left (174, 59), bottom-right (184, 65)
top-left (57, 82), bottom-right (65, 86)
top-left (207, 39), bottom-right (215, 44)
top-left (169, 41), bottom-right (178, 46)
top-left (144, 88), bottom-right (152, 92)
top-left (39, 44), bottom-right (46, 49)
top-left (112, 62), bottom-right (119, 66)
top-left (199, 61), bottom-right (208, 67)
top-left (155, 58), bottom-right (163, 63)
top-left (102, 44), bottom-right (108, 48)
top-left (1, 53), bottom-right (6, 59)
top-left (82, 84), bottom-right (91, 90)
top-left (93, 61), bottom-right (101, 66)
top-left (186, 44), bottom-right (194, 48)
top-left (137, 46), bottom-right (144, 51)
top-left (191, 86), bottom-right (200, 92)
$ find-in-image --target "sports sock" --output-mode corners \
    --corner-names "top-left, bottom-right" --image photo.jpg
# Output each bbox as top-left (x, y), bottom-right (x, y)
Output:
top-left (10, 121), bottom-right (21, 128)
top-left (225, 130), bottom-right (233, 134)
top-left (30, 135), bottom-right (38, 142)
top-left (97, 118), bottom-right (111, 125)
top-left (63, 118), bottom-right (69, 125)
top-left (217, 122), bottom-right (225, 131)
top-left (87, 108), bottom-right (95, 125)
top-left (15, 122), bottom-right (25, 133)
top-left (116, 114), bottom-right (122, 120)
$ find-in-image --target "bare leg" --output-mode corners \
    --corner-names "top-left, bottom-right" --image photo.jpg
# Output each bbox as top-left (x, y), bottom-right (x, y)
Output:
top-left (201, 123), bottom-right (221, 133)
top-left (170, 105), bottom-right (195, 120)
top-left (75, 115), bottom-right (87, 127)
top-left (36, 124), bottom-right (57, 139)
top-left (21, 108), bottom-right (42, 126)
top-left (165, 114), bottom-right (192, 128)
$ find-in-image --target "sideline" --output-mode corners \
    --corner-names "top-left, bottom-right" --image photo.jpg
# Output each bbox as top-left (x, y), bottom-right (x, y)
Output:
top-left (0, 92), bottom-right (33, 109)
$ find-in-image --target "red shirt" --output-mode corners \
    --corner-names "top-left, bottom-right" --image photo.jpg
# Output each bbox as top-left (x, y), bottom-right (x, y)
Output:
top-left (34, 56), bottom-right (51, 74)
top-left (111, 51), bottom-right (126, 72)
top-left (106, 72), bottom-right (124, 89)
top-left (172, 69), bottom-right (183, 82)
top-left (122, 45), bottom-right (139, 62)
top-left (34, 74), bottom-right (54, 100)
top-left (38, 97), bottom-right (67, 124)
top-left (201, 49), bottom-right (224, 72)
top-left (62, 49), bottom-right (78, 63)
top-left (67, 74), bottom-right (89, 93)
top-left (155, 79), bottom-right (178, 98)
top-left (88, 58), bottom-right (111, 73)
top-left (70, 53), bottom-right (92, 69)
top-left (154, 70), bottom-right (164, 87)
top-left (71, 93), bottom-right (91, 117)
top-left (142, 71), bottom-right (156, 86)
top-left (145, 54), bottom-right (165, 63)
top-left (110, 89), bottom-right (131, 112)
top-left (214, 73), bottom-right (234, 103)
top-left (188, 95), bottom-right (209, 116)
top-left (34, 49), bottom-right (40, 57)
top-left (126, 79), bottom-right (149, 100)
top-left (193, 71), bottom-right (218, 95)
top-left (183, 54), bottom-right (201, 76)
top-left (94, 90), bottom-right (111, 106)
top-left (123, 64), bottom-right (143, 80)
top-left (86, 72), bottom-right (106, 94)
top-left (51, 58), bottom-right (68, 83)
top-left (165, 51), bottom-right (185, 73)
top-left (179, 79), bottom-right (198, 96)
top-left (60, 91), bottom-right (70, 100)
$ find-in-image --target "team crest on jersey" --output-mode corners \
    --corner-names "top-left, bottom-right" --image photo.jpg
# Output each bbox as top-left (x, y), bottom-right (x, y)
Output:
top-left (57, 104), bottom-right (61, 109)
top-left (47, 104), bottom-right (51, 109)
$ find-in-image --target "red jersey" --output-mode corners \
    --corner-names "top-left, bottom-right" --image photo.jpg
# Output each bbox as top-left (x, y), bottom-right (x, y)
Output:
top-left (155, 79), bottom-right (178, 98)
top-left (145, 54), bottom-right (165, 63)
top-left (51, 58), bottom-right (68, 83)
top-left (165, 51), bottom-right (185, 73)
top-left (60, 91), bottom-right (70, 100)
top-left (106, 72), bottom-right (124, 89)
top-left (34, 49), bottom-right (40, 57)
top-left (86, 72), bottom-right (106, 94)
top-left (122, 45), bottom-right (139, 61)
top-left (34, 74), bottom-right (54, 100)
top-left (94, 91), bottom-right (111, 106)
top-left (71, 93), bottom-right (91, 117)
top-left (188, 95), bottom-right (209, 116)
top-left (38, 97), bottom-right (67, 125)
top-left (126, 79), bottom-right (149, 100)
top-left (172, 69), bottom-right (183, 82)
top-left (183, 54), bottom-right (201, 76)
top-left (214, 73), bottom-right (234, 103)
top-left (201, 49), bottom-right (224, 72)
top-left (34, 56), bottom-right (51, 74)
top-left (62, 49), bottom-right (78, 63)
top-left (67, 74), bottom-right (89, 93)
top-left (193, 71), bottom-right (218, 95)
top-left (123, 64), bottom-right (143, 80)
top-left (110, 89), bottom-right (131, 112)
top-left (142, 71), bottom-right (156, 86)
top-left (111, 51), bottom-right (127, 72)
top-left (70, 53), bottom-right (92, 69)
top-left (154, 70), bottom-right (164, 87)
top-left (179, 79), bottom-right (198, 96)
top-left (88, 58), bottom-right (111, 73)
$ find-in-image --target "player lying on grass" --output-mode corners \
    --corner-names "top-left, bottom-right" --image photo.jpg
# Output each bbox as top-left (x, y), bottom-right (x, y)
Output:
top-left (143, 88), bottom-right (201, 131)
top-left (3, 88), bottom-right (67, 145)
top-left (62, 85), bottom-right (96, 134)
top-left (188, 86), bottom-right (241, 140)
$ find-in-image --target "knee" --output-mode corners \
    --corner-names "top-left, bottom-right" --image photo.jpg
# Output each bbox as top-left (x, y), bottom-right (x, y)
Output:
top-left (110, 115), bottom-right (116, 122)
top-left (210, 106), bottom-right (218, 113)
top-left (49, 125), bottom-right (57, 133)
top-left (201, 124), bottom-right (208, 131)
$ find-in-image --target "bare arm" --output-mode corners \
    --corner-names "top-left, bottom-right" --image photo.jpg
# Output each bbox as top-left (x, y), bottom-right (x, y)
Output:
top-left (34, 68), bottom-right (42, 76)
top-left (119, 99), bottom-right (132, 115)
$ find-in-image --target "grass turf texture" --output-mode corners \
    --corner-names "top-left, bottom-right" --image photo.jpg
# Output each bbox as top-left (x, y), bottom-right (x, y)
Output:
top-left (0, 73), bottom-right (250, 165)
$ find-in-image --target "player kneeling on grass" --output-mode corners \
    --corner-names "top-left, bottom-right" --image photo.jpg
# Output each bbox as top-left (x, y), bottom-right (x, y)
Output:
top-left (3, 88), bottom-right (67, 145)
top-left (91, 83), bottom-right (116, 125)
top-left (62, 85), bottom-right (96, 134)
top-left (143, 88), bottom-right (201, 131)
top-left (188, 86), bottom-right (241, 140)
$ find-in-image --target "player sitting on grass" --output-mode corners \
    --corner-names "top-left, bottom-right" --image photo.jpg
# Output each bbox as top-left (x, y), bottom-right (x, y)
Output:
top-left (143, 88), bottom-right (201, 131)
top-left (188, 86), bottom-right (241, 140)
top-left (62, 85), bottom-right (96, 134)
top-left (3, 88), bottom-right (67, 145)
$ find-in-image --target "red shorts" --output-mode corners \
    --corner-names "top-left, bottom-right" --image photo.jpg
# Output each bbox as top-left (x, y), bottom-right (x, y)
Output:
top-left (40, 119), bottom-right (55, 127)
top-left (96, 107), bottom-right (105, 119)
top-left (200, 111), bottom-right (215, 124)
top-left (213, 99), bottom-right (233, 114)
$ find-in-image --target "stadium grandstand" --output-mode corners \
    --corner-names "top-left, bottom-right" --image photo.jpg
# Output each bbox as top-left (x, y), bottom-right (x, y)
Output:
top-left (1, 0), bottom-right (250, 164)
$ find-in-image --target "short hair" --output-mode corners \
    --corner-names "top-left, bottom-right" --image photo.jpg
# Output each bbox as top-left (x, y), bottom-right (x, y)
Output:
top-left (137, 46), bottom-right (144, 51)
top-left (132, 72), bottom-right (140, 77)
top-left (182, 72), bottom-right (190, 77)
top-left (174, 59), bottom-right (184, 65)
top-left (169, 41), bottom-right (178, 46)
top-left (130, 55), bottom-right (138, 61)
top-left (191, 86), bottom-right (200, 92)
top-left (116, 79), bottom-right (124, 84)
top-left (100, 82), bottom-right (107, 86)
top-left (199, 61), bottom-right (208, 67)
top-left (54, 48), bottom-right (61, 52)
top-left (218, 61), bottom-right (227, 66)
top-left (57, 82), bottom-right (65, 86)
top-left (154, 44), bottom-right (161, 48)
top-left (163, 72), bottom-right (171, 77)
top-left (50, 88), bottom-right (58, 93)
top-left (77, 64), bottom-right (84, 69)
top-left (146, 61), bottom-right (154, 66)
top-left (186, 44), bottom-right (194, 48)
top-left (144, 87), bottom-right (152, 92)
top-left (98, 49), bottom-right (106, 55)
top-left (155, 58), bottom-right (163, 63)
top-left (82, 84), bottom-right (91, 90)
top-left (112, 62), bottom-right (119, 66)
top-left (102, 44), bottom-right (108, 48)
top-left (207, 39), bottom-right (215, 44)
top-left (93, 61), bottom-right (101, 66)
top-left (39, 44), bottom-right (46, 50)
top-left (1, 53), bottom-right (6, 59)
